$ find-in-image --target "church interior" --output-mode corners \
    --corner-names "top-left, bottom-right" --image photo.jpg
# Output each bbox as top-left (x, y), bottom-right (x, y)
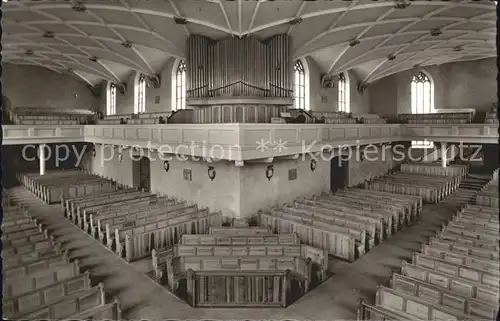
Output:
top-left (1, 0), bottom-right (499, 320)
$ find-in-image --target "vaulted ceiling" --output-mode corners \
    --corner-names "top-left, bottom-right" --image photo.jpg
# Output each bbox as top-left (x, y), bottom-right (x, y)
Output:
top-left (2, 0), bottom-right (496, 87)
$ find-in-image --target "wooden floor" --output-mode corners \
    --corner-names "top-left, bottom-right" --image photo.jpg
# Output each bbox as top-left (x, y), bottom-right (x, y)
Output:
top-left (8, 186), bottom-right (466, 320)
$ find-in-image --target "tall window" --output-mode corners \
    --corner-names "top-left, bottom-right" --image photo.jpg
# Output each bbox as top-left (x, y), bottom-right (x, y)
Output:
top-left (175, 60), bottom-right (187, 110)
top-left (107, 82), bottom-right (116, 116)
top-left (338, 72), bottom-right (350, 112)
top-left (135, 73), bottom-right (146, 114)
top-left (411, 71), bottom-right (434, 148)
top-left (293, 60), bottom-right (306, 110)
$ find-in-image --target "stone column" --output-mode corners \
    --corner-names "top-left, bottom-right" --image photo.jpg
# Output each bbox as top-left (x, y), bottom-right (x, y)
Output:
top-left (39, 144), bottom-right (47, 175)
top-left (441, 142), bottom-right (447, 168)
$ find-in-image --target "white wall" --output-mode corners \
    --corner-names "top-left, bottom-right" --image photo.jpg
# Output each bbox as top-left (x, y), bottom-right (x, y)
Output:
top-left (81, 146), bottom-right (333, 219)
top-left (369, 58), bottom-right (496, 117)
top-left (3, 63), bottom-right (99, 111)
top-left (347, 147), bottom-right (399, 187)
top-left (239, 155), bottom-right (331, 217)
top-left (113, 58), bottom-right (175, 115)
top-left (306, 57), bottom-right (370, 114)
top-left (80, 145), bottom-right (134, 187)
top-left (149, 156), bottom-right (241, 218)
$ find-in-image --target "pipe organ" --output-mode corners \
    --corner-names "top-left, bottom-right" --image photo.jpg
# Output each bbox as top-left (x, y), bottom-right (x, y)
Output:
top-left (186, 35), bottom-right (293, 123)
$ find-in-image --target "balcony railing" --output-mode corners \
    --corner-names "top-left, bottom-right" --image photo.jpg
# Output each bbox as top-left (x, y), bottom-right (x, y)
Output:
top-left (2, 123), bottom-right (498, 161)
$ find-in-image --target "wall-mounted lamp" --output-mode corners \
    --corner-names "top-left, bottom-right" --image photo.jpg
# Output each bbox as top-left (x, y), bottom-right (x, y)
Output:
top-left (208, 166), bottom-right (216, 181)
top-left (265, 165), bottom-right (274, 181)
top-left (310, 159), bottom-right (317, 172)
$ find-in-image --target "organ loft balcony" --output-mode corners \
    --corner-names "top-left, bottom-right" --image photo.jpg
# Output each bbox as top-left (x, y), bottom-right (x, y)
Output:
top-left (2, 123), bottom-right (498, 162)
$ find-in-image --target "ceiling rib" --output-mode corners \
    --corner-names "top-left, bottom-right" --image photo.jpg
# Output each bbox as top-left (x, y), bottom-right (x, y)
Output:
top-left (326, 6), bottom-right (395, 74)
top-left (360, 11), bottom-right (496, 85)
top-left (2, 0), bottom-right (494, 85)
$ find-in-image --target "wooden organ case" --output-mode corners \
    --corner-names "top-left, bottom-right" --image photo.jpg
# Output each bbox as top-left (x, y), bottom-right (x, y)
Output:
top-left (186, 34), bottom-right (293, 123)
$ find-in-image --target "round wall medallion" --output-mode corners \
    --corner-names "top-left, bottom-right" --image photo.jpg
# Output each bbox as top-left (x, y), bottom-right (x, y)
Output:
top-left (208, 166), bottom-right (216, 181)
top-left (310, 159), bottom-right (317, 171)
top-left (265, 165), bottom-right (274, 181)
top-left (163, 160), bottom-right (170, 172)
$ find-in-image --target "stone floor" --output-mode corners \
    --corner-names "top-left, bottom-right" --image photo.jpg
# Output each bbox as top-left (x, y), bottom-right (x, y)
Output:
top-left (8, 186), bottom-right (463, 320)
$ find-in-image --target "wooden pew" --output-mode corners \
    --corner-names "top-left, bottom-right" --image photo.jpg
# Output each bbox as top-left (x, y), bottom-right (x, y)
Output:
top-left (366, 172), bottom-right (458, 203)
top-left (320, 192), bottom-right (410, 224)
top-left (93, 200), bottom-right (186, 241)
top-left (334, 189), bottom-right (421, 220)
top-left (272, 208), bottom-right (369, 254)
top-left (3, 235), bottom-right (59, 256)
top-left (75, 192), bottom-right (155, 227)
top-left (373, 285), bottom-right (474, 320)
top-left (151, 233), bottom-right (304, 282)
top-left (390, 272), bottom-right (497, 319)
top-left (260, 211), bottom-right (360, 261)
top-left (15, 283), bottom-right (106, 320)
top-left (282, 206), bottom-right (376, 250)
top-left (446, 220), bottom-right (499, 234)
top-left (61, 297), bottom-right (122, 321)
top-left (289, 202), bottom-right (382, 244)
top-left (102, 203), bottom-right (198, 248)
top-left (3, 260), bottom-right (81, 297)
top-left (428, 237), bottom-right (498, 261)
top-left (401, 163), bottom-right (468, 177)
top-left (438, 226), bottom-right (499, 246)
top-left (421, 244), bottom-right (499, 272)
top-left (301, 199), bottom-right (395, 234)
top-left (209, 227), bottom-right (270, 235)
top-left (312, 197), bottom-right (405, 230)
top-left (401, 261), bottom-right (498, 304)
top-left (3, 247), bottom-right (64, 268)
top-left (357, 299), bottom-right (408, 320)
top-left (180, 233), bottom-right (301, 245)
top-left (347, 188), bottom-right (423, 212)
top-left (3, 270), bottom-right (91, 317)
top-left (412, 252), bottom-right (499, 287)
top-left (116, 210), bottom-right (222, 262)
top-left (62, 188), bottom-right (136, 213)
top-left (4, 250), bottom-right (71, 278)
top-left (80, 197), bottom-right (175, 234)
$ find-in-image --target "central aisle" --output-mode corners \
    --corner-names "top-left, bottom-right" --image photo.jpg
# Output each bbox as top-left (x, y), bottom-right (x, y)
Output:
top-left (8, 186), bottom-right (459, 320)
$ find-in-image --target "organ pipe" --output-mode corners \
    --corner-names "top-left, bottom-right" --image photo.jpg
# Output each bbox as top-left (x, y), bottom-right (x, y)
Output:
top-left (186, 34), bottom-right (292, 98)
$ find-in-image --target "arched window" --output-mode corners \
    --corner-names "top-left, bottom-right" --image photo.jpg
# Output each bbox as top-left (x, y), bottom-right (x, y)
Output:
top-left (175, 60), bottom-right (187, 111)
top-left (338, 72), bottom-right (350, 113)
top-left (411, 71), bottom-right (434, 148)
top-left (135, 73), bottom-right (146, 114)
top-left (107, 82), bottom-right (116, 116)
top-left (106, 81), bottom-right (116, 115)
top-left (293, 60), bottom-right (306, 110)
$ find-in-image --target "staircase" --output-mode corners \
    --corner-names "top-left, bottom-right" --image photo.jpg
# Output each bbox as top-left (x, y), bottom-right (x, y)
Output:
top-left (441, 174), bottom-right (491, 210)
